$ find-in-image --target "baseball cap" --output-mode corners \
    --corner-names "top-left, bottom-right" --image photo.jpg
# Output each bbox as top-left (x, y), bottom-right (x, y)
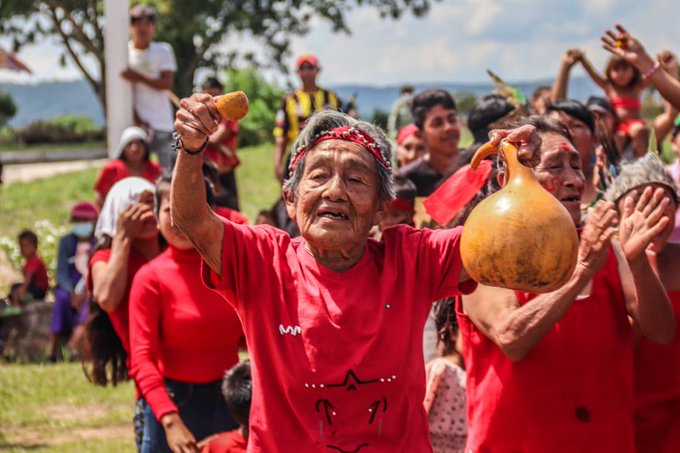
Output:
top-left (71, 201), bottom-right (99, 220)
top-left (296, 53), bottom-right (319, 69)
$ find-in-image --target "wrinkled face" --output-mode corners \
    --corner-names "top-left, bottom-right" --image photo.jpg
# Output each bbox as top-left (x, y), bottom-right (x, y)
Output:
top-left (609, 63), bottom-right (634, 88)
top-left (534, 132), bottom-right (586, 225)
top-left (134, 190), bottom-right (160, 240)
top-left (297, 64), bottom-right (319, 86)
top-left (378, 207), bottom-right (414, 232)
top-left (421, 105), bottom-right (460, 158)
top-left (19, 238), bottom-right (36, 257)
top-left (617, 184), bottom-right (678, 252)
top-left (123, 139), bottom-right (146, 163)
top-left (548, 111), bottom-right (594, 173)
top-left (158, 185), bottom-right (193, 250)
top-left (397, 134), bottom-right (426, 167)
top-left (286, 140), bottom-right (383, 252)
top-left (130, 16), bottom-right (156, 47)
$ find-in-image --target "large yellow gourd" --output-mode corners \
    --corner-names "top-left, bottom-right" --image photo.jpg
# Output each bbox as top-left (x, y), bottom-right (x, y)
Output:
top-left (460, 140), bottom-right (579, 293)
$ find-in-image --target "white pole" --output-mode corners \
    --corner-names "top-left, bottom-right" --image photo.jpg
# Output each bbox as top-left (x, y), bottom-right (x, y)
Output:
top-left (103, 0), bottom-right (132, 159)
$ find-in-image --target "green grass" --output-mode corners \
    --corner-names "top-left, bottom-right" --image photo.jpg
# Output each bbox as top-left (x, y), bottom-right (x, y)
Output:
top-left (0, 363), bottom-right (135, 452)
top-left (0, 141), bottom-right (105, 153)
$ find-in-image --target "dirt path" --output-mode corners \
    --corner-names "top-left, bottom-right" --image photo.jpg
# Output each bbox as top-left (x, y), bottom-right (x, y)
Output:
top-left (3, 159), bottom-right (106, 185)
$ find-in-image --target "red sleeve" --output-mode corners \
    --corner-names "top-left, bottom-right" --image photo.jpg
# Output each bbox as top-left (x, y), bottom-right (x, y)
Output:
top-left (143, 161), bottom-right (162, 185)
top-left (129, 263), bottom-right (179, 421)
top-left (416, 227), bottom-right (477, 301)
top-left (87, 249), bottom-right (111, 293)
top-left (94, 163), bottom-right (118, 198)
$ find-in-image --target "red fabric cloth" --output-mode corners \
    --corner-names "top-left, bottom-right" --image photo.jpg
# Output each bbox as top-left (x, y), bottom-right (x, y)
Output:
top-left (457, 247), bottom-right (635, 453)
top-left (202, 222), bottom-right (475, 453)
top-left (129, 246), bottom-right (243, 421)
top-left (634, 290), bottom-right (680, 453)
top-left (87, 248), bottom-right (151, 354)
top-left (617, 118), bottom-right (647, 135)
top-left (93, 159), bottom-right (162, 201)
top-left (610, 96), bottom-right (642, 110)
top-left (23, 255), bottom-right (49, 292)
top-left (214, 206), bottom-right (248, 225)
top-left (201, 430), bottom-right (248, 453)
top-left (204, 119), bottom-right (240, 171)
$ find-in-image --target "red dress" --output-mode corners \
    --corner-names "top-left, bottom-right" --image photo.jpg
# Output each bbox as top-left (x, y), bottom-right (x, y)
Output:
top-left (634, 290), bottom-right (680, 453)
top-left (201, 430), bottom-right (248, 453)
top-left (94, 159), bottom-right (162, 201)
top-left (457, 248), bottom-right (635, 453)
top-left (203, 222), bottom-right (475, 453)
top-left (129, 246), bottom-right (243, 421)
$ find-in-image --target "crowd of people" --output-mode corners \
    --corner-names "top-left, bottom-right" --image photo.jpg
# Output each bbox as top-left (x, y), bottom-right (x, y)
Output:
top-left (2, 8), bottom-right (680, 453)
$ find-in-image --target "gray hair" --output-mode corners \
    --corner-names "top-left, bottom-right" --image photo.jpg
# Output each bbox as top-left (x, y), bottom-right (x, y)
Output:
top-left (604, 153), bottom-right (679, 205)
top-left (283, 110), bottom-right (394, 203)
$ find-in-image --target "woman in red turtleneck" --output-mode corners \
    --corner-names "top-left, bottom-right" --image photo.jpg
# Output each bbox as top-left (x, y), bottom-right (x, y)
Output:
top-left (130, 175), bottom-right (244, 453)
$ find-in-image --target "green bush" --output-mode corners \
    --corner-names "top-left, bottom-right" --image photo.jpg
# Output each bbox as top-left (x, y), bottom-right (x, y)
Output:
top-left (222, 68), bottom-right (284, 148)
top-left (17, 115), bottom-right (104, 145)
top-left (0, 91), bottom-right (17, 128)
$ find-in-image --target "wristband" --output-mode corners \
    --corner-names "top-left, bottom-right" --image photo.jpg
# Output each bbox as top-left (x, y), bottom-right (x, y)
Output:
top-left (643, 61), bottom-right (661, 80)
top-left (172, 132), bottom-right (208, 156)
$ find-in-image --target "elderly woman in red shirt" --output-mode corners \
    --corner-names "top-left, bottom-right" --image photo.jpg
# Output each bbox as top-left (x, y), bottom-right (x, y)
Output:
top-left (169, 92), bottom-right (545, 453)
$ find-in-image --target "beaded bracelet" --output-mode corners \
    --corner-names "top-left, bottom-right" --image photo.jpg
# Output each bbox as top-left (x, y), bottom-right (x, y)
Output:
top-left (172, 132), bottom-right (208, 156)
top-left (643, 61), bottom-right (661, 80)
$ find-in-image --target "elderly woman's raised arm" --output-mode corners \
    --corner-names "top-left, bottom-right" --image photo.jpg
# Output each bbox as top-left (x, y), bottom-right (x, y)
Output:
top-left (171, 94), bottom-right (225, 274)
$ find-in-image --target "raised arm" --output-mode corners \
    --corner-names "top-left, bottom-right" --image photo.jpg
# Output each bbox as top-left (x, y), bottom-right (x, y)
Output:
top-left (616, 186), bottom-right (676, 344)
top-left (462, 201), bottom-right (617, 361)
top-left (578, 51), bottom-right (609, 91)
top-left (602, 24), bottom-right (680, 111)
top-left (653, 51), bottom-right (679, 146)
top-left (551, 48), bottom-right (583, 102)
top-left (171, 93), bottom-right (224, 275)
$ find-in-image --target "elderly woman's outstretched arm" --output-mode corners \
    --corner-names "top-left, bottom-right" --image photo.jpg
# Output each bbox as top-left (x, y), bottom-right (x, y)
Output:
top-left (171, 94), bottom-right (225, 274)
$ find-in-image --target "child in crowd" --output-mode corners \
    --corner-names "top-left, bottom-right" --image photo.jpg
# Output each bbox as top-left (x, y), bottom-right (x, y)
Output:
top-left (9, 230), bottom-right (49, 306)
top-left (423, 298), bottom-right (467, 453)
top-left (377, 175), bottom-right (416, 234)
top-left (200, 360), bottom-right (252, 453)
top-left (577, 51), bottom-right (649, 157)
top-left (395, 124), bottom-right (426, 168)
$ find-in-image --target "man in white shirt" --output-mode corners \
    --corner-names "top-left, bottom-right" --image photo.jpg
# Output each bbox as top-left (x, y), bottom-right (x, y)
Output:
top-left (121, 5), bottom-right (177, 171)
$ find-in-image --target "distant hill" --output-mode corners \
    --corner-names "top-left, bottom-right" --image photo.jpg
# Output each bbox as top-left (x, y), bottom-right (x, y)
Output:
top-left (0, 77), bottom-right (603, 128)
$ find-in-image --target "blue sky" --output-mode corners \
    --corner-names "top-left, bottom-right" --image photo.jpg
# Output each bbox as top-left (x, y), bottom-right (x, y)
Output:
top-left (0, 0), bottom-right (678, 86)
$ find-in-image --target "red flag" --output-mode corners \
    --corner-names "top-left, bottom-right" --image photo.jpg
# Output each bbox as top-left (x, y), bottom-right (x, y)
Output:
top-left (423, 159), bottom-right (493, 226)
top-left (0, 48), bottom-right (32, 73)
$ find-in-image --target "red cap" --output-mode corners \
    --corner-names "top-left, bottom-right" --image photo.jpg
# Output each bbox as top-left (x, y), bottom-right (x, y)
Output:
top-left (296, 53), bottom-right (319, 68)
top-left (71, 201), bottom-right (98, 220)
top-left (396, 124), bottom-right (418, 145)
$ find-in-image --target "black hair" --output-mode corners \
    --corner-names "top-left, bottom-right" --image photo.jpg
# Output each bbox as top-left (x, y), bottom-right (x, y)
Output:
top-left (202, 77), bottom-right (223, 91)
top-left (222, 360), bottom-right (252, 430)
top-left (393, 175), bottom-right (417, 205)
top-left (82, 303), bottom-right (128, 387)
top-left (531, 85), bottom-right (551, 101)
top-left (432, 298), bottom-right (459, 355)
top-left (467, 94), bottom-right (515, 144)
top-left (411, 89), bottom-right (457, 130)
top-left (18, 229), bottom-right (38, 248)
top-left (546, 99), bottom-right (595, 134)
top-left (519, 115), bottom-right (573, 142)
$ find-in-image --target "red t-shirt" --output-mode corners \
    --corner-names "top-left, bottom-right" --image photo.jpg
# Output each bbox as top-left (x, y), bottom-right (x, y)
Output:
top-left (458, 247), bottom-right (635, 452)
top-left (204, 119), bottom-right (240, 171)
top-left (94, 159), bottom-right (162, 201)
top-left (129, 246), bottom-right (243, 421)
top-left (214, 206), bottom-right (248, 225)
top-left (23, 255), bottom-right (49, 292)
top-left (87, 248), bottom-right (151, 354)
top-left (634, 290), bottom-right (680, 452)
top-left (201, 430), bottom-right (248, 453)
top-left (202, 222), bottom-right (474, 453)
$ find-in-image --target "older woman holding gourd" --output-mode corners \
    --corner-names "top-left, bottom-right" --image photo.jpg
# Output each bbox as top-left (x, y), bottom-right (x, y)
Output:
top-left (457, 116), bottom-right (675, 453)
top-left (170, 92), bottom-right (540, 453)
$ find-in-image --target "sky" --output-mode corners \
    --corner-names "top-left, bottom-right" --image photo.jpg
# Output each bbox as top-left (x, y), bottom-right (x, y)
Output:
top-left (0, 0), bottom-right (678, 87)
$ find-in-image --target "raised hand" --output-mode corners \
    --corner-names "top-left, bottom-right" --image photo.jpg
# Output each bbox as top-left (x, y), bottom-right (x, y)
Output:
top-left (576, 200), bottom-right (618, 277)
top-left (658, 50), bottom-right (679, 78)
top-left (116, 202), bottom-right (156, 239)
top-left (563, 48), bottom-right (583, 67)
top-left (601, 24), bottom-right (655, 71)
top-left (619, 186), bottom-right (671, 259)
top-left (174, 93), bottom-right (220, 152)
top-left (488, 124), bottom-right (542, 168)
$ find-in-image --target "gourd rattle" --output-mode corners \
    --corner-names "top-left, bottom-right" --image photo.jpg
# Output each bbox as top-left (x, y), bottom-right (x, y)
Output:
top-left (460, 139), bottom-right (579, 293)
top-left (214, 91), bottom-right (249, 121)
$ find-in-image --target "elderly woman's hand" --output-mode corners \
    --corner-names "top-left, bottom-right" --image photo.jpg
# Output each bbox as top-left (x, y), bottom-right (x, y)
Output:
top-left (174, 93), bottom-right (220, 152)
top-left (576, 200), bottom-right (618, 277)
top-left (488, 124), bottom-right (542, 168)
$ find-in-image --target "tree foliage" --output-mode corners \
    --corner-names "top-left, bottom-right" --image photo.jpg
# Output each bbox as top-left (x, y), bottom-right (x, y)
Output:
top-left (0, 0), bottom-right (437, 115)
top-left (0, 91), bottom-right (18, 127)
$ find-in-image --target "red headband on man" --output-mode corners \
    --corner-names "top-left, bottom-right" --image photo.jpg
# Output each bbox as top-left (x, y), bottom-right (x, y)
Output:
top-left (396, 124), bottom-right (418, 145)
top-left (289, 126), bottom-right (391, 172)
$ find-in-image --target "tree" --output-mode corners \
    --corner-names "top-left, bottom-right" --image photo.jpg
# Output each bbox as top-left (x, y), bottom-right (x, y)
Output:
top-left (0, 0), bottom-right (437, 115)
top-left (0, 91), bottom-right (17, 128)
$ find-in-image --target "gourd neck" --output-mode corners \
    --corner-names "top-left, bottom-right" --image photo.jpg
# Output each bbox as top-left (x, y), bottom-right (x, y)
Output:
top-left (501, 141), bottom-right (534, 185)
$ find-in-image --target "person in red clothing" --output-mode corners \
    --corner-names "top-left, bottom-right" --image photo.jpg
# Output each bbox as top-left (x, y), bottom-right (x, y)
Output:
top-left (200, 360), bottom-right (251, 453)
top-left (130, 174), bottom-right (243, 453)
top-left (9, 229), bottom-right (49, 305)
top-left (604, 154), bottom-right (680, 453)
top-left (457, 116), bottom-right (675, 453)
top-left (171, 93), bottom-right (543, 453)
top-left (94, 126), bottom-right (162, 207)
top-left (201, 77), bottom-right (241, 211)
